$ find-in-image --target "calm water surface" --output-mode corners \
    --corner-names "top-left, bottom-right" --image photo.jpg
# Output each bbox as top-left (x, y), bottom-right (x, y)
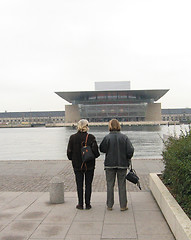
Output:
top-left (0, 124), bottom-right (189, 160)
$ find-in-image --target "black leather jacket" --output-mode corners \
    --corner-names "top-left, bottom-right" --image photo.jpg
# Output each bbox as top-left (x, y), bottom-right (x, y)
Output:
top-left (100, 131), bottom-right (134, 168)
top-left (67, 131), bottom-right (100, 171)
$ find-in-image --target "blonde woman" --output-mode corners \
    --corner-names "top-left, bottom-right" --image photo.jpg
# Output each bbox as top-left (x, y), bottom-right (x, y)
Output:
top-left (67, 119), bottom-right (100, 210)
top-left (100, 119), bottom-right (134, 211)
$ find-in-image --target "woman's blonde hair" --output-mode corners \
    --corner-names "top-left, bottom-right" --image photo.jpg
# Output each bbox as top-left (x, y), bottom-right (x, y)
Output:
top-left (77, 119), bottom-right (89, 132)
top-left (108, 119), bottom-right (121, 131)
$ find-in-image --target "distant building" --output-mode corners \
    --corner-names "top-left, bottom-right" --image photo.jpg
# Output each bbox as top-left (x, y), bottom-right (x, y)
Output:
top-left (56, 81), bottom-right (169, 123)
top-left (162, 108), bottom-right (191, 123)
top-left (0, 111), bottom-right (65, 126)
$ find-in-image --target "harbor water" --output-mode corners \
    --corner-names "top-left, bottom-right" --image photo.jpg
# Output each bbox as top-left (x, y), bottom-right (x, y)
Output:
top-left (0, 124), bottom-right (189, 160)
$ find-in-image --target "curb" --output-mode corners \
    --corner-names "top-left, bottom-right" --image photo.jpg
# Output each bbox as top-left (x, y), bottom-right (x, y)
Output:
top-left (149, 173), bottom-right (191, 240)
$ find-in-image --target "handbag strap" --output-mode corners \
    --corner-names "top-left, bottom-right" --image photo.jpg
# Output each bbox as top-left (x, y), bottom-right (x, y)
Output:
top-left (129, 159), bottom-right (133, 171)
top-left (81, 162), bottom-right (87, 172)
top-left (129, 159), bottom-right (141, 190)
top-left (84, 133), bottom-right (89, 146)
top-left (81, 133), bottom-right (89, 172)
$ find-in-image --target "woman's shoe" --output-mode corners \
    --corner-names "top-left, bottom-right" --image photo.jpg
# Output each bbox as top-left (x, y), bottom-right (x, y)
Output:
top-left (85, 204), bottom-right (92, 210)
top-left (120, 207), bottom-right (128, 211)
top-left (76, 204), bottom-right (83, 210)
top-left (107, 207), bottom-right (113, 211)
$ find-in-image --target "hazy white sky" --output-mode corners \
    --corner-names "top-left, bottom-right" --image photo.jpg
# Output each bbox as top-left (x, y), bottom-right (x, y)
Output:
top-left (0, 0), bottom-right (191, 112)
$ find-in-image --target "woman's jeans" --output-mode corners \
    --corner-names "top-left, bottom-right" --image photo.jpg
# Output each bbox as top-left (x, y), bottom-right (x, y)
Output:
top-left (105, 168), bottom-right (127, 208)
top-left (74, 169), bottom-right (94, 206)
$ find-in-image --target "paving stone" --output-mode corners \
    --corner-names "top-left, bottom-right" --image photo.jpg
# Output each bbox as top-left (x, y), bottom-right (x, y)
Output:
top-left (30, 224), bottom-right (70, 239)
top-left (134, 210), bottom-right (165, 222)
top-left (0, 220), bottom-right (40, 239)
top-left (138, 234), bottom-right (174, 240)
top-left (0, 234), bottom-right (28, 240)
top-left (102, 223), bottom-right (137, 239)
top-left (68, 222), bottom-right (103, 235)
top-left (74, 204), bottom-right (105, 222)
top-left (65, 235), bottom-right (101, 240)
top-left (136, 220), bottom-right (173, 235)
top-left (138, 235), bottom-right (175, 240)
top-left (104, 207), bottom-right (134, 224)
top-left (43, 205), bottom-right (77, 225)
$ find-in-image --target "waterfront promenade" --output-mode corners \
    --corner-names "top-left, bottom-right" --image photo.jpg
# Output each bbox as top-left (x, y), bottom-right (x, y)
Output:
top-left (0, 120), bottom-right (175, 128)
top-left (0, 159), bottom-right (175, 239)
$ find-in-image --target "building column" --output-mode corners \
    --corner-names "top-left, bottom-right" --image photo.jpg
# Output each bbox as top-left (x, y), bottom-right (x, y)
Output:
top-left (65, 105), bottom-right (81, 123)
top-left (145, 103), bottom-right (162, 121)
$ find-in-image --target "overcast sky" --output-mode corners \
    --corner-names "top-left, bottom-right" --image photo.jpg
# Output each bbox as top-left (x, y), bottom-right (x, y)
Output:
top-left (0, 0), bottom-right (191, 112)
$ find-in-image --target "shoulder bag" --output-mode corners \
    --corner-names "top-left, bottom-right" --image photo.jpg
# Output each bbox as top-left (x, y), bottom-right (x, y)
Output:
top-left (81, 134), bottom-right (95, 163)
top-left (126, 160), bottom-right (141, 190)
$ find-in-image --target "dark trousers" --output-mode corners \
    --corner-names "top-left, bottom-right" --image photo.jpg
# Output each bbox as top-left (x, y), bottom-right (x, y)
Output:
top-left (74, 169), bottom-right (94, 206)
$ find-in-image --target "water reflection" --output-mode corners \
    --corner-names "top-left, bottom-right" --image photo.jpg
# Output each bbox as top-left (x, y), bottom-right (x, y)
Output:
top-left (0, 124), bottom-right (189, 160)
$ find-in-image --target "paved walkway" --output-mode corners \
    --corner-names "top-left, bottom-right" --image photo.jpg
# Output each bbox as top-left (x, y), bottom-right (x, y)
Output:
top-left (0, 159), bottom-right (163, 192)
top-left (0, 159), bottom-right (175, 240)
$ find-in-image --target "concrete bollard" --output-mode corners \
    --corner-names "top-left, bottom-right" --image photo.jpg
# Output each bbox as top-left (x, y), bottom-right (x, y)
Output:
top-left (49, 177), bottom-right (64, 204)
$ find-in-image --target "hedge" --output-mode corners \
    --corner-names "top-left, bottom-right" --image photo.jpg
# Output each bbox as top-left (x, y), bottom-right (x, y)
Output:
top-left (162, 128), bottom-right (191, 219)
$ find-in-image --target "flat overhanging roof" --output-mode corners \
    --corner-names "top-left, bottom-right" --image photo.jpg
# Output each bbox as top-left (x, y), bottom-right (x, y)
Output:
top-left (55, 89), bottom-right (169, 104)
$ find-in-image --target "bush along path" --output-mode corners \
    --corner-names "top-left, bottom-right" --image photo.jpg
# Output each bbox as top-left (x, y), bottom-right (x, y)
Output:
top-left (162, 128), bottom-right (191, 219)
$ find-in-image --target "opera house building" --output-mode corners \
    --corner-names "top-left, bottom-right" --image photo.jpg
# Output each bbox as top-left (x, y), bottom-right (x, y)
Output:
top-left (56, 81), bottom-right (169, 123)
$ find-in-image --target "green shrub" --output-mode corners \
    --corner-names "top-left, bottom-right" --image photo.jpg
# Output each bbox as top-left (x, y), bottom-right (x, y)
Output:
top-left (162, 129), bottom-right (191, 219)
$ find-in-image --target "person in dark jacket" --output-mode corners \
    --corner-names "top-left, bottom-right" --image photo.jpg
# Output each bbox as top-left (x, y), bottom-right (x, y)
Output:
top-left (67, 119), bottom-right (100, 210)
top-left (100, 119), bottom-right (134, 211)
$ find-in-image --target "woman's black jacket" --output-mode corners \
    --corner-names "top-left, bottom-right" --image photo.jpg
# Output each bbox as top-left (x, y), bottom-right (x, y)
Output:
top-left (67, 131), bottom-right (100, 171)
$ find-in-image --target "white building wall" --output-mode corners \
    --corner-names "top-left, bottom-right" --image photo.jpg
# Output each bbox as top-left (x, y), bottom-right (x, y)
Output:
top-left (95, 81), bottom-right (130, 91)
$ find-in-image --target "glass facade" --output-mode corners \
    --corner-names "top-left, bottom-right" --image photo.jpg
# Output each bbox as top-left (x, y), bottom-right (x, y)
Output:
top-left (79, 103), bottom-right (147, 122)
